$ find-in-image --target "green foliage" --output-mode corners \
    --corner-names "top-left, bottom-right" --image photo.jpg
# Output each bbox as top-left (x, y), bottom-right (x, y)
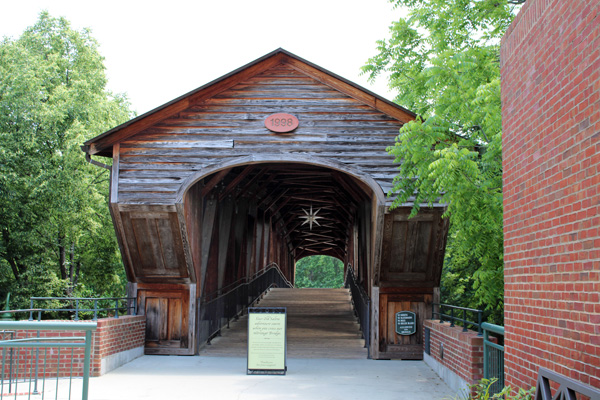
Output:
top-left (364, 0), bottom-right (523, 323)
top-left (295, 255), bottom-right (344, 288)
top-left (0, 12), bottom-right (133, 307)
top-left (451, 379), bottom-right (535, 400)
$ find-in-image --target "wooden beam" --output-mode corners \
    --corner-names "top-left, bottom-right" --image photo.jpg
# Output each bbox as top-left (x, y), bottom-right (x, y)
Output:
top-left (217, 200), bottom-right (235, 289)
top-left (110, 144), bottom-right (120, 204)
top-left (297, 231), bottom-right (334, 239)
top-left (235, 169), bottom-right (268, 199)
top-left (331, 171), bottom-right (366, 203)
top-left (201, 168), bottom-right (232, 197)
top-left (200, 198), bottom-right (218, 294)
top-left (270, 196), bottom-right (292, 221)
top-left (248, 173), bottom-right (278, 202)
top-left (257, 187), bottom-right (287, 209)
top-left (218, 166), bottom-right (255, 201)
top-left (291, 239), bottom-right (307, 253)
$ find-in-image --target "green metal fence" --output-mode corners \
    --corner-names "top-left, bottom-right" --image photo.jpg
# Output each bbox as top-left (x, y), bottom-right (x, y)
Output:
top-left (482, 322), bottom-right (504, 395)
top-left (0, 320), bottom-right (97, 400)
top-left (29, 297), bottom-right (136, 321)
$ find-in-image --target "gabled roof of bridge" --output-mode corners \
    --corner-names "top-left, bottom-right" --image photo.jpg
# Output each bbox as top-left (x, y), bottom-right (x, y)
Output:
top-left (82, 48), bottom-right (415, 157)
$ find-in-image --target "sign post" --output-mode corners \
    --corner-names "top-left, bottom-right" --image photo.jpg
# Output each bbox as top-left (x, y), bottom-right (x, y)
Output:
top-left (247, 307), bottom-right (287, 375)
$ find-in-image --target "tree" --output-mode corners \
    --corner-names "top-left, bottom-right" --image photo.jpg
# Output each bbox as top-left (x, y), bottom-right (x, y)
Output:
top-left (0, 12), bottom-right (133, 308)
top-left (295, 255), bottom-right (344, 288)
top-left (363, 0), bottom-right (523, 323)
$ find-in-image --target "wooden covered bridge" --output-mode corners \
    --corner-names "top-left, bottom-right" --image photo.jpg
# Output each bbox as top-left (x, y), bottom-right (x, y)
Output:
top-left (82, 49), bottom-right (448, 360)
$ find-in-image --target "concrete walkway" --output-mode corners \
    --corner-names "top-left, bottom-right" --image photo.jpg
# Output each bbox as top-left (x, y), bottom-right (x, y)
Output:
top-left (80, 355), bottom-right (458, 400)
top-left (33, 288), bottom-right (458, 399)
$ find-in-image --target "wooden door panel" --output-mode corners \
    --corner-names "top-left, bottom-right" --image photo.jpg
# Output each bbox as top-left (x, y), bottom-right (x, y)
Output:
top-left (378, 292), bottom-right (432, 360)
top-left (138, 286), bottom-right (194, 355)
top-left (144, 297), bottom-right (163, 341)
top-left (168, 298), bottom-right (182, 340)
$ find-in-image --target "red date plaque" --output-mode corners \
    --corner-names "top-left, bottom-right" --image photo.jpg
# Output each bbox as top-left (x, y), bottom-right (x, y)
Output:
top-left (265, 113), bottom-right (299, 133)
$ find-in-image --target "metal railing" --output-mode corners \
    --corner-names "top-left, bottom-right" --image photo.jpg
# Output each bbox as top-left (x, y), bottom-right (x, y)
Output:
top-left (0, 332), bottom-right (14, 396)
top-left (482, 322), bottom-right (504, 396)
top-left (344, 266), bottom-right (370, 358)
top-left (432, 303), bottom-right (483, 335)
top-left (197, 263), bottom-right (292, 349)
top-left (29, 297), bottom-right (137, 321)
top-left (535, 367), bottom-right (600, 400)
top-left (0, 320), bottom-right (96, 400)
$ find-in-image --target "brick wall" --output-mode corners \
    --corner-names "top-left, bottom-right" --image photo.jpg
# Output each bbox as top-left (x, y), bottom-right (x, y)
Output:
top-left (91, 315), bottom-right (146, 376)
top-left (1, 328), bottom-right (89, 379)
top-left (423, 320), bottom-right (485, 395)
top-left (501, 0), bottom-right (600, 391)
top-left (0, 316), bottom-right (145, 381)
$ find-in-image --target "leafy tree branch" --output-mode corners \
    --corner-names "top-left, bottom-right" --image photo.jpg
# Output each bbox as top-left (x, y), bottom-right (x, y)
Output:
top-left (364, 0), bottom-right (523, 323)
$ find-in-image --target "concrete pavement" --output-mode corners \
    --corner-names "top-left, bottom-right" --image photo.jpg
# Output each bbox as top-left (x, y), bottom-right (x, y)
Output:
top-left (79, 355), bottom-right (458, 400)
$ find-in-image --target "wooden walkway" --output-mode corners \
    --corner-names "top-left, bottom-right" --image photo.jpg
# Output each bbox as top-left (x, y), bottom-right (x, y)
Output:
top-left (199, 288), bottom-right (368, 359)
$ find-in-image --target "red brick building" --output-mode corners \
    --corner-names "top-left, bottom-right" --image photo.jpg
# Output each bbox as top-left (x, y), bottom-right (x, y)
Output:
top-left (501, 0), bottom-right (600, 391)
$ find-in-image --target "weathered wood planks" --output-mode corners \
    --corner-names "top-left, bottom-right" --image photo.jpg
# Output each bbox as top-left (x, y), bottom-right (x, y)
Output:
top-left (114, 64), bottom-right (404, 207)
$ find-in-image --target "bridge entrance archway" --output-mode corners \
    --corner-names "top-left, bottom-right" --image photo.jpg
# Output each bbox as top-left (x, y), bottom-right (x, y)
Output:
top-left (181, 160), bottom-right (381, 301)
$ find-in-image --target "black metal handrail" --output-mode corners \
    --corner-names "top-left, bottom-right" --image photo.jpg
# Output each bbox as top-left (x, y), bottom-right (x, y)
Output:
top-left (196, 263), bottom-right (292, 349)
top-left (201, 264), bottom-right (293, 303)
top-left (344, 266), bottom-right (370, 358)
top-left (535, 368), bottom-right (600, 400)
top-left (29, 296), bottom-right (137, 321)
top-left (432, 303), bottom-right (483, 335)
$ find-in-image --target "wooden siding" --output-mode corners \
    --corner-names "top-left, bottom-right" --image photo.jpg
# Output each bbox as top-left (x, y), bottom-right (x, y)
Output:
top-left (115, 65), bottom-right (404, 206)
top-left (116, 204), bottom-right (194, 284)
top-left (380, 208), bottom-right (448, 288)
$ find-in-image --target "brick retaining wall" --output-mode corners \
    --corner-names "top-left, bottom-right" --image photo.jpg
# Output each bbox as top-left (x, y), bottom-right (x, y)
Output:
top-left (423, 320), bottom-right (485, 395)
top-left (0, 315), bottom-right (145, 379)
top-left (91, 315), bottom-right (146, 376)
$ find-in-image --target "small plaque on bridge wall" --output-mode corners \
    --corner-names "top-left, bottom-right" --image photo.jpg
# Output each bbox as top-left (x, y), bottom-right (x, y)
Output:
top-left (395, 311), bottom-right (417, 335)
top-left (264, 113), bottom-right (299, 133)
top-left (247, 307), bottom-right (287, 375)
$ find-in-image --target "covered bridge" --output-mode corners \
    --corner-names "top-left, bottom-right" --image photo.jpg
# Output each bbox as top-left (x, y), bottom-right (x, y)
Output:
top-left (82, 49), bottom-right (448, 359)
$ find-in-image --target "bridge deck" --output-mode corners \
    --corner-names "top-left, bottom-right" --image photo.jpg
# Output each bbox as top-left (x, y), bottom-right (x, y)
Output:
top-left (200, 288), bottom-right (368, 359)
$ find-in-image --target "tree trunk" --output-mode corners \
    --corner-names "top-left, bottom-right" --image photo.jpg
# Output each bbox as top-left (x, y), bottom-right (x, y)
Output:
top-left (58, 234), bottom-right (67, 280)
top-left (7, 257), bottom-right (20, 282)
top-left (3, 228), bottom-right (23, 282)
top-left (73, 260), bottom-right (81, 289)
top-left (69, 243), bottom-right (74, 283)
top-left (68, 243), bottom-right (80, 294)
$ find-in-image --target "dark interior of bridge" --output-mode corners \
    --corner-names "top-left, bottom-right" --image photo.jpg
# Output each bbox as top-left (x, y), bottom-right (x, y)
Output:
top-left (193, 163), bottom-right (373, 264)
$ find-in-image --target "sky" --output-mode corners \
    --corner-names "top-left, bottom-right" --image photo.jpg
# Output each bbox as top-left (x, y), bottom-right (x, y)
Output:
top-left (0, 1), bottom-right (406, 116)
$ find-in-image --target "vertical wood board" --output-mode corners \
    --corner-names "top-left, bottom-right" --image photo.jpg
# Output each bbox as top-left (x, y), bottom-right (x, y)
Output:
top-left (137, 285), bottom-right (193, 355)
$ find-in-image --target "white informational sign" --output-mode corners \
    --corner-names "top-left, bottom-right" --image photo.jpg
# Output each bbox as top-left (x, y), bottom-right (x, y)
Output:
top-left (247, 307), bottom-right (287, 375)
